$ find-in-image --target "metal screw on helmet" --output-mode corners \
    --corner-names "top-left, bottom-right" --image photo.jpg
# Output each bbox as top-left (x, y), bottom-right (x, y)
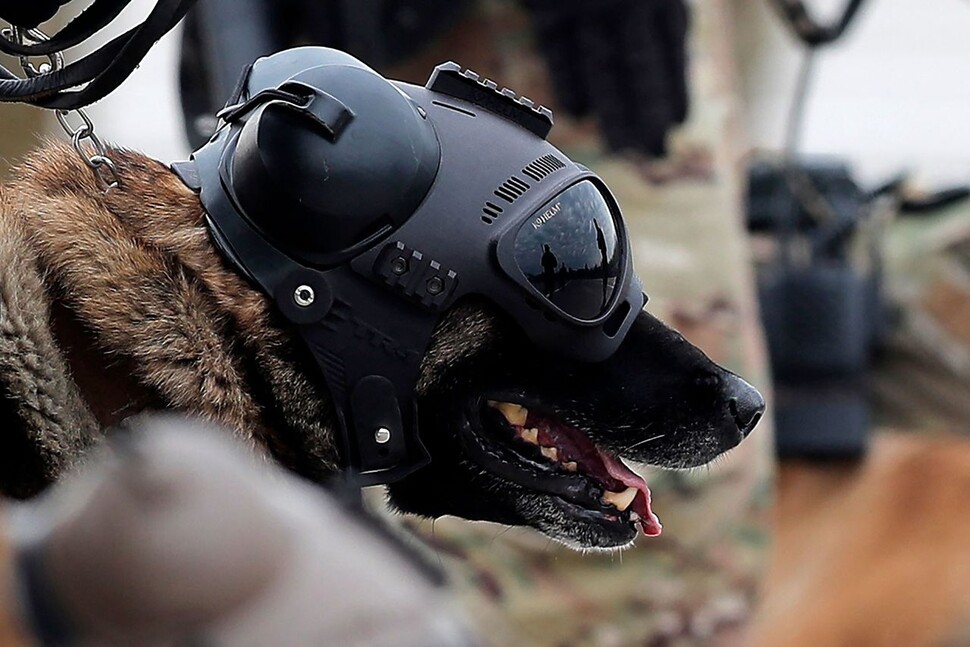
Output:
top-left (375, 427), bottom-right (392, 444)
top-left (294, 285), bottom-right (315, 307)
top-left (390, 256), bottom-right (409, 275)
top-left (426, 276), bottom-right (444, 295)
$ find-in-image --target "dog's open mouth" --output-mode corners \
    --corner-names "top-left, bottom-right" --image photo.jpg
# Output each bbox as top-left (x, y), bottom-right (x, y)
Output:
top-left (463, 399), bottom-right (662, 539)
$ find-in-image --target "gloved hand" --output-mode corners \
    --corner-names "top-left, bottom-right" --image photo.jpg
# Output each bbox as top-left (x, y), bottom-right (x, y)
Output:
top-left (522, 0), bottom-right (690, 158)
top-left (0, 1), bottom-right (69, 28)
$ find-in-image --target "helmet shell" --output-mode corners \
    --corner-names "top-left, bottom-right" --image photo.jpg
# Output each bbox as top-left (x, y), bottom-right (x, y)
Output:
top-left (229, 48), bottom-right (441, 266)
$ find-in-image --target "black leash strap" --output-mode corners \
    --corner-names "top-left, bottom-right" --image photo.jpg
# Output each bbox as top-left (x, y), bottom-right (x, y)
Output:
top-left (0, 1), bottom-right (70, 30)
top-left (0, 0), bottom-right (197, 110)
top-left (1, 0), bottom-right (132, 55)
top-left (767, 0), bottom-right (867, 48)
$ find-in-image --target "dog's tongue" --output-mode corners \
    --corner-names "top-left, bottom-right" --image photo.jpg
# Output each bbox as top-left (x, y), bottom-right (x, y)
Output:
top-left (533, 420), bottom-right (662, 537)
top-left (598, 451), bottom-right (662, 537)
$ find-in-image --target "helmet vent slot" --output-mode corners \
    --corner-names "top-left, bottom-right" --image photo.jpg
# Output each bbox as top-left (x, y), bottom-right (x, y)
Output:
top-left (494, 176), bottom-right (531, 203)
top-left (481, 200), bottom-right (504, 224)
top-left (522, 154), bottom-right (566, 182)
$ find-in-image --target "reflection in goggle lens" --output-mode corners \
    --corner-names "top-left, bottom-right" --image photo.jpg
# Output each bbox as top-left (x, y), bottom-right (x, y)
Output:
top-left (513, 180), bottom-right (622, 320)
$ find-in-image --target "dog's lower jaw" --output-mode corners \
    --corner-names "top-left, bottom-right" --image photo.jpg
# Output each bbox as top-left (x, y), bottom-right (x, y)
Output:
top-left (521, 492), bottom-right (640, 550)
top-left (391, 466), bottom-right (642, 550)
top-left (389, 404), bottom-right (646, 550)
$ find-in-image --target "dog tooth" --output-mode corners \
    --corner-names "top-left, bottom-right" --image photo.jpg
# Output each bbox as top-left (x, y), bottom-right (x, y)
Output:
top-left (602, 487), bottom-right (638, 512)
top-left (563, 461), bottom-right (578, 472)
top-left (540, 446), bottom-right (558, 461)
top-left (519, 428), bottom-right (539, 445)
top-left (630, 511), bottom-right (640, 522)
top-left (493, 402), bottom-right (528, 426)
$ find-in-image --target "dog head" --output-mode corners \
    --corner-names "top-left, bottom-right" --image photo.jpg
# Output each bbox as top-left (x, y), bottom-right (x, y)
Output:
top-left (394, 298), bottom-right (764, 549)
top-left (5, 145), bottom-right (763, 550)
top-left (153, 48), bottom-right (764, 549)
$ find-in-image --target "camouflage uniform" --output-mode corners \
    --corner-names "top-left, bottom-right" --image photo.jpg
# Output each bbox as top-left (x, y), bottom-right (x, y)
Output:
top-left (0, 104), bottom-right (44, 179)
top-left (387, 1), bottom-right (776, 644)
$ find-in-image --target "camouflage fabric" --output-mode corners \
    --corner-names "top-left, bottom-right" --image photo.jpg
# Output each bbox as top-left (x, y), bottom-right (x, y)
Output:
top-left (386, 1), bottom-right (776, 645)
top-left (873, 196), bottom-right (970, 431)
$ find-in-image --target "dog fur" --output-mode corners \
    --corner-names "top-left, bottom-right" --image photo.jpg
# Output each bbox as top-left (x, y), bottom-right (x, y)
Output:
top-left (1, 142), bottom-right (342, 490)
top-left (0, 142), bottom-right (761, 548)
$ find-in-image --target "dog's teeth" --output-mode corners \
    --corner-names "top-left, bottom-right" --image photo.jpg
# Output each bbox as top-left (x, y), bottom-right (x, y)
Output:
top-left (630, 511), bottom-right (640, 521)
top-left (563, 461), bottom-right (578, 472)
top-left (540, 446), bottom-right (558, 461)
top-left (519, 428), bottom-right (539, 445)
top-left (602, 487), bottom-right (638, 512)
top-left (490, 401), bottom-right (528, 426)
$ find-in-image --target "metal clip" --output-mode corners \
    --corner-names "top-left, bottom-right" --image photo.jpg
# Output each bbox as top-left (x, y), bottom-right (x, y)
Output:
top-left (6, 27), bottom-right (119, 192)
top-left (6, 27), bottom-right (64, 77)
top-left (57, 109), bottom-right (121, 191)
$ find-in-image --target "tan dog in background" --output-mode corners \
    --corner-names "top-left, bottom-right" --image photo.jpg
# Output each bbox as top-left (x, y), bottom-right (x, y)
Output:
top-left (750, 432), bottom-right (970, 646)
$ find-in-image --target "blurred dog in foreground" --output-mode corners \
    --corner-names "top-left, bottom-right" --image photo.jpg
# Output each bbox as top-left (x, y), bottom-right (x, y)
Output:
top-left (0, 417), bottom-right (473, 646)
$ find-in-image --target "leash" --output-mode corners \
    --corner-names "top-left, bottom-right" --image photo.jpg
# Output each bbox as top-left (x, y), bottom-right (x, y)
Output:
top-left (0, 0), bottom-right (196, 109)
top-left (1, 0), bottom-right (198, 189)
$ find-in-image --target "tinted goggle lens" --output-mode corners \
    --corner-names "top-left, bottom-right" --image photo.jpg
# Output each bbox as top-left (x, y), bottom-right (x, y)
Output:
top-left (513, 180), bottom-right (623, 320)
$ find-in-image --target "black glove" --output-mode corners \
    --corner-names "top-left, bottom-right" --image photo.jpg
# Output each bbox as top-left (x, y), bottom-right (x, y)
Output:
top-left (523, 0), bottom-right (690, 158)
top-left (0, 0), bottom-right (70, 28)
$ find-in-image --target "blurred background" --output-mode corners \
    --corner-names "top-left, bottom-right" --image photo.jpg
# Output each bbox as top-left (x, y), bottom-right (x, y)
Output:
top-left (2, 0), bottom-right (969, 645)
top-left (12, 0), bottom-right (967, 182)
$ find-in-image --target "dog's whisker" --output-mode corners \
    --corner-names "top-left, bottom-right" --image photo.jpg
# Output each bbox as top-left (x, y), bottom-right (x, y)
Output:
top-left (623, 433), bottom-right (666, 453)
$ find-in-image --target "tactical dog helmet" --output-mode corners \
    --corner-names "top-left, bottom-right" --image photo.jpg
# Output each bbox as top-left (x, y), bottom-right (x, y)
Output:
top-left (175, 47), bottom-right (645, 485)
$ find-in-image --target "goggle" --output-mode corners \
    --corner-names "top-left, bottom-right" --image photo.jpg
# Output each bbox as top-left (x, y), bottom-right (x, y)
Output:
top-left (498, 178), bottom-right (627, 323)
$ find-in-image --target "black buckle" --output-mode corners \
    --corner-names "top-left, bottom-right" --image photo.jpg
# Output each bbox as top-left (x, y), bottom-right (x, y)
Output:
top-left (218, 81), bottom-right (355, 141)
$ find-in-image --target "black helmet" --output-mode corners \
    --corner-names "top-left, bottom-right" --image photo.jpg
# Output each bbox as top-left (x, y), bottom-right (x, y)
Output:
top-left (174, 47), bottom-right (644, 485)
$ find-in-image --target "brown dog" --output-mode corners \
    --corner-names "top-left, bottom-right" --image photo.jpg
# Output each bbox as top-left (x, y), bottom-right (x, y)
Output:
top-left (749, 432), bottom-right (970, 646)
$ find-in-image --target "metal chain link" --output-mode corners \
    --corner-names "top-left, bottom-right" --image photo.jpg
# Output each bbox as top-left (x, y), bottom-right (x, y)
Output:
top-left (1, 26), bottom-right (120, 191)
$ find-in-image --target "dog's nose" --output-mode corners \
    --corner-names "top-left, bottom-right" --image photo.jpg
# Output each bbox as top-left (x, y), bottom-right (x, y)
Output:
top-left (724, 374), bottom-right (765, 437)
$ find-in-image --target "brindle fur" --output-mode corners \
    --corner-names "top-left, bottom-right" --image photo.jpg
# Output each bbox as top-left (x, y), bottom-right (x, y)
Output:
top-left (0, 142), bottom-right (759, 547)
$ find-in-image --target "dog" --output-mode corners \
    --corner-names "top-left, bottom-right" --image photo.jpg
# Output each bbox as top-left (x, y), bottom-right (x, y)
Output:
top-left (0, 142), bottom-right (763, 549)
top-left (749, 432), bottom-right (970, 646)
